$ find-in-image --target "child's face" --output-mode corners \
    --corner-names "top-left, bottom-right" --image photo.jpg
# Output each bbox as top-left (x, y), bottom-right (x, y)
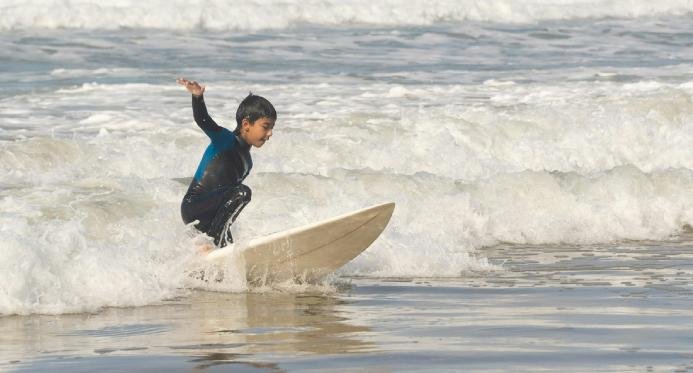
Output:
top-left (241, 117), bottom-right (275, 148)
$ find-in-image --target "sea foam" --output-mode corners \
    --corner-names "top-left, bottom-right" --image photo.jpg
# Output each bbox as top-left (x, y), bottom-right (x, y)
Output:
top-left (1, 0), bottom-right (693, 31)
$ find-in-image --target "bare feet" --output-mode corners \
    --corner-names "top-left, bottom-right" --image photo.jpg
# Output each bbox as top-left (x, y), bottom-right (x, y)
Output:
top-left (196, 243), bottom-right (215, 254)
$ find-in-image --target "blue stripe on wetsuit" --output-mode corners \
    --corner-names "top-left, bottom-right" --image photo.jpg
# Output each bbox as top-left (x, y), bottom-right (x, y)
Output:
top-left (193, 128), bottom-right (237, 183)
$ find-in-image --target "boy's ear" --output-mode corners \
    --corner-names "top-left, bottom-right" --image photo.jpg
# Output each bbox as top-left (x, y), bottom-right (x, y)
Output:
top-left (241, 118), bottom-right (252, 128)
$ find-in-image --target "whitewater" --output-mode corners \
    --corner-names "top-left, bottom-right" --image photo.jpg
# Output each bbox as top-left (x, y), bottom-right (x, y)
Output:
top-left (2, 0), bottom-right (693, 30)
top-left (1, 1), bottom-right (692, 317)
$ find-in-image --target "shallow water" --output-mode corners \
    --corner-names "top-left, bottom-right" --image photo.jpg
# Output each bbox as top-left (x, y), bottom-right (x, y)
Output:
top-left (1, 1), bottom-right (693, 371)
top-left (3, 235), bottom-right (693, 372)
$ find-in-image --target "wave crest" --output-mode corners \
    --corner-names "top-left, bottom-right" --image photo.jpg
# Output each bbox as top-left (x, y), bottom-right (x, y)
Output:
top-left (2, 0), bottom-right (692, 31)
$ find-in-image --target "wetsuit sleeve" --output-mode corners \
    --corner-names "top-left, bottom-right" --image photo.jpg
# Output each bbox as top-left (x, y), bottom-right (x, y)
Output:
top-left (192, 95), bottom-right (224, 139)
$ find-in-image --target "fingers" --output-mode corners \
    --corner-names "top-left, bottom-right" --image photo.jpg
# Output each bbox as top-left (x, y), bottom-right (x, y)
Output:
top-left (176, 78), bottom-right (198, 87)
top-left (177, 78), bottom-right (205, 96)
top-left (177, 77), bottom-right (199, 87)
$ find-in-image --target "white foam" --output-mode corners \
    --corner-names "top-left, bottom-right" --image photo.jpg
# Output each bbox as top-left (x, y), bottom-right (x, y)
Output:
top-left (50, 68), bottom-right (140, 78)
top-left (1, 0), bottom-right (692, 31)
top-left (0, 188), bottom-right (197, 315)
top-left (239, 166), bottom-right (692, 278)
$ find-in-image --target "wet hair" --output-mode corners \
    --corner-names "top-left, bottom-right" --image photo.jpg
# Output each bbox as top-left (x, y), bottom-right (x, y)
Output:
top-left (234, 92), bottom-right (276, 133)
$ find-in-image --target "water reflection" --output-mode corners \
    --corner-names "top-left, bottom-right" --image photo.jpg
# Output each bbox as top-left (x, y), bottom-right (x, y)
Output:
top-left (188, 353), bottom-right (283, 372)
top-left (2, 290), bottom-right (373, 370)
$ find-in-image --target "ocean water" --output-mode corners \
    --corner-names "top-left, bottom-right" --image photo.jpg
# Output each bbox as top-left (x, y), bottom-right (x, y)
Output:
top-left (1, 0), bottom-right (693, 370)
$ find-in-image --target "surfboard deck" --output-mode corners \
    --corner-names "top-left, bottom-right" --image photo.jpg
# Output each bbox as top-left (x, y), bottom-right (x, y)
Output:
top-left (206, 202), bottom-right (395, 284)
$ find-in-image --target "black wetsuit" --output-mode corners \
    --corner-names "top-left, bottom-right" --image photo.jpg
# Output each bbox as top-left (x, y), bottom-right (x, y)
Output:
top-left (180, 95), bottom-right (252, 247)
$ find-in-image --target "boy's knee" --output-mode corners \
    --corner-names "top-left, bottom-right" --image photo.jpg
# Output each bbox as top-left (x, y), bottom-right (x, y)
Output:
top-left (238, 184), bottom-right (252, 202)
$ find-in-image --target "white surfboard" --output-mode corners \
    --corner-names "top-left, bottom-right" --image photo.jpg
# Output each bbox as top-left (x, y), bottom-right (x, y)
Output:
top-left (206, 202), bottom-right (395, 284)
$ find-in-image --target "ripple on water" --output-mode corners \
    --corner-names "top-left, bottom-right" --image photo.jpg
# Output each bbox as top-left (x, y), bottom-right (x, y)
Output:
top-left (59, 323), bottom-right (169, 338)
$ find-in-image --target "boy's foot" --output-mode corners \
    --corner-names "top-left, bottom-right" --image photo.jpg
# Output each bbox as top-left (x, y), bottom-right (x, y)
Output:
top-left (196, 243), bottom-right (215, 254)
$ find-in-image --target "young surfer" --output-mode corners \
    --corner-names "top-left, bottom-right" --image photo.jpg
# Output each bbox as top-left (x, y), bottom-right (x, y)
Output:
top-left (177, 78), bottom-right (276, 247)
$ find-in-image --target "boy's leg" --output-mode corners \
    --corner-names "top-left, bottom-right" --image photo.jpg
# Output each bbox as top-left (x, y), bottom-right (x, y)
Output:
top-left (207, 184), bottom-right (252, 247)
top-left (181, 187), bottom-right (228, 233)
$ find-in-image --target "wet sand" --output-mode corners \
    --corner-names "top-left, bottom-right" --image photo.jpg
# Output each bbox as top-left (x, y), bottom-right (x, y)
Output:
top-left (3, 234), bottom-right (693, 372)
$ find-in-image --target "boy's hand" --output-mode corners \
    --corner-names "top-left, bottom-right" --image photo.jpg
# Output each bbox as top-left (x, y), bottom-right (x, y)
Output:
top-left (177, 78), bottom-right (205, 97)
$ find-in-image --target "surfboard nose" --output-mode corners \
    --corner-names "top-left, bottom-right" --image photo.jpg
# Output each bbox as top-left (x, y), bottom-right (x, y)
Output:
top-left (356, 201), bottom-right (395, 218)
top-left (363, 202), bottom-right (395, 230)
top-left (379, 202), bottom-right (395, 218)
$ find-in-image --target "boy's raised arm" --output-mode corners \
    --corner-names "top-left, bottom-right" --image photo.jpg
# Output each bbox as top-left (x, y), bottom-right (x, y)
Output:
top-left (177, 78), bottom-right (223, 135)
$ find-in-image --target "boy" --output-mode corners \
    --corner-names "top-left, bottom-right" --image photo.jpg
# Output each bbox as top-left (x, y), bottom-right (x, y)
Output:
top-left (177, 78), bottom-right (276, 247)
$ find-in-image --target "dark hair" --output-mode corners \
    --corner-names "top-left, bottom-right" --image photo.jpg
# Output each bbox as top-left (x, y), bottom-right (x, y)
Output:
top-left (234, 92), bottom-right (276, 133)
